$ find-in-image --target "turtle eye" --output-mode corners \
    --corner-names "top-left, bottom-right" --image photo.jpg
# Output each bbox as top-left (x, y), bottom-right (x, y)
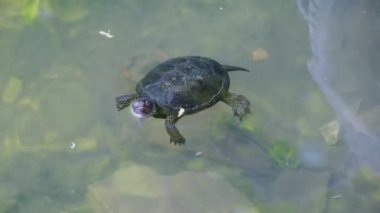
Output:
top-left (143, 100), bottom-right (152, 107)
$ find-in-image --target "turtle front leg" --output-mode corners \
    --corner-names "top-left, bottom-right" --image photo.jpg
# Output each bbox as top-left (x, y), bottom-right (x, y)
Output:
top-left (222, 92), bottom-right (251, 121)
top-left (115, 94), bottom-right (138, 111)
top-left (165, 114), bottom-right (185, 145)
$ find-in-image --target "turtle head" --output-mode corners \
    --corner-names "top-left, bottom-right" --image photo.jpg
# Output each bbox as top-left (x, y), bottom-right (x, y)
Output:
top-left (131, 98), bottom-right (156, 118)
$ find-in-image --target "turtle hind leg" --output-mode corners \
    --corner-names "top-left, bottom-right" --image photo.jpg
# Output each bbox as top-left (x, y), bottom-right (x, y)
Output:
top-left (115, 94), bottom-right (138, 111)
top-left (222, 92), bottom-right (251, 121)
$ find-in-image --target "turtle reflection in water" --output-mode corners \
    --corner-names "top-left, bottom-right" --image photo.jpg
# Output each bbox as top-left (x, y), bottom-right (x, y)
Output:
top-left (116, 56), bottom-right (251, 145)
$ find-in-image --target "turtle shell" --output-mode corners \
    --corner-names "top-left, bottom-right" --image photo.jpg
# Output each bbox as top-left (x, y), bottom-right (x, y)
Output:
top-left (136, 56), bottom-right (230, 115)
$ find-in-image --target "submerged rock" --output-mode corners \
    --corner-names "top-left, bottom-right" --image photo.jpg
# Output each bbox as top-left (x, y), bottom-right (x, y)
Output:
top-left (262, 170), bottom-right (331, 213)
top-left (88, 164), bottom-right (258, 213)
top-left (319, 120), bottom-right (340, 145)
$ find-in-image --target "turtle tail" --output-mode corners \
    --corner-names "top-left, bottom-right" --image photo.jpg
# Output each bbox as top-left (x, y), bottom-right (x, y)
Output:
top-left (222, 65), bottom-right (250, 72)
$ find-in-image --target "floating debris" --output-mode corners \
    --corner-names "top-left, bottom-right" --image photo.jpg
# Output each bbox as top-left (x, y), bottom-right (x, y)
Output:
top-left (195, 151), bottom-right (202, 157)
top-left (319, 120), bottom-right (340, 145)
top-left (332, 194), bottom-right (342, 199)
top-left (69, 141), bottom-right (76, 149)
top-left (98, 29), bottom-right (114, 38)
top-left (251, 48), bottom-right (269, 61)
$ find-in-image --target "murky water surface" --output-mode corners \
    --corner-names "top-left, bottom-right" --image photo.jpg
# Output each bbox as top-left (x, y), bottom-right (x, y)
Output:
top-left (1, 0), bottom-right (379, 212)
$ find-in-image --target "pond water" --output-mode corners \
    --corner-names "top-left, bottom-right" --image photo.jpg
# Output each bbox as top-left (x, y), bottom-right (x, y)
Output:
top-left (1, 0), bottom-right (380, 212)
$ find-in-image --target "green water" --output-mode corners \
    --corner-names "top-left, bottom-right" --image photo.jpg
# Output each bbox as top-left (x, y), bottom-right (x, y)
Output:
top-left (1, 0), bottom-right (379, 212)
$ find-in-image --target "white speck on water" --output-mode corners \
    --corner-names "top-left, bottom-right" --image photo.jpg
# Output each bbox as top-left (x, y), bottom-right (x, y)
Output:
top-left (178, 107), bottom-right (185, 117)
top-left (98, 29), bottom-right (114, 38)
top-left (219, 7), bottom-right (224, 10)
top-left (323, 76), bottom-right (327, 81)
top-left (69, 141), bottom-right (76, 149)
top-left (195, 151), bottom-right (202, 156)
top-left (332, 194), bottom-right (342, 199)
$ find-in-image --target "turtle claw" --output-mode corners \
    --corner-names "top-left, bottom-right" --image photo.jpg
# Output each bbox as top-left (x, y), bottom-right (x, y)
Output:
top-left (170, 135), bottom-right (186, 145)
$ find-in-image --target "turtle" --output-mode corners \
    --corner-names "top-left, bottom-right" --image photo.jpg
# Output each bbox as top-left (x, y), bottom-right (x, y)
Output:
top-left (115, 56), bottom-right (251, 145)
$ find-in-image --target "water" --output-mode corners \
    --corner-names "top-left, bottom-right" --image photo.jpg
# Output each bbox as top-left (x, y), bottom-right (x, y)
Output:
top-left (0, 0), bottom-right (379, 212)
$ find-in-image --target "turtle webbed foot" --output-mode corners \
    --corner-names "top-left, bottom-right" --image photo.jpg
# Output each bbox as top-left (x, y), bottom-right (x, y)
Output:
top-left (165, 115), bottom-right (186, 145)
top-left (223, 93), bottom-right (251, 121)
top-left (115, 94), bottom-right (138, 111)
top-left (170, 134), bottom-right (186, 145)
